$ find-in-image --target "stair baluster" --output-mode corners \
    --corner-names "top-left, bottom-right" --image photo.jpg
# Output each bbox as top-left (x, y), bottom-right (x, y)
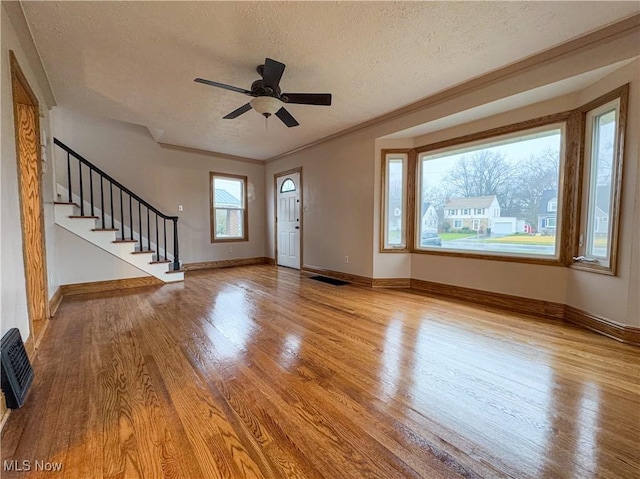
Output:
top-left (53, 138), bottom-right (181, 271)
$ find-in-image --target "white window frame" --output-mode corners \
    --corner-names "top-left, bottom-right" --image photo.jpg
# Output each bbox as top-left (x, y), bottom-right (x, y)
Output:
top-left (453, 220), bottom-right (463, 228)
top-left (382, 153), bottom-right (408, 251)
top-left (210, 172), bottom-right (248, 242)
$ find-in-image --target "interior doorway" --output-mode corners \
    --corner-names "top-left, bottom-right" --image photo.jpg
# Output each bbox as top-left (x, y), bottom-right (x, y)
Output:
top-left (275, 168), bottom-right (302, 269)
top-left (10, 51), bottom-right (49, 344)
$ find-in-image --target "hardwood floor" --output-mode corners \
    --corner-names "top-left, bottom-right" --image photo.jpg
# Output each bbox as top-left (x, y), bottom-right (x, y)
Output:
top-left (2, 265), bottom-right (639, 478)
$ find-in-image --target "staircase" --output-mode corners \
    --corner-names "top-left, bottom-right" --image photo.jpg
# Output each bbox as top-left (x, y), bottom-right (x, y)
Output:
top-left (53, 139), bottom-right (184, 283)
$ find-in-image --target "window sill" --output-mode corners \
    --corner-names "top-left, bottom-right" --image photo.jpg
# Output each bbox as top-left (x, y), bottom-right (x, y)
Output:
top-left (412, 247), bottom-right (565, 266)
top-left (380, 247), bottom-right (409, 254)
top-left (211, 237), bottom-right (248, 243)
top-left (570, 262), bottom-right (615, 276)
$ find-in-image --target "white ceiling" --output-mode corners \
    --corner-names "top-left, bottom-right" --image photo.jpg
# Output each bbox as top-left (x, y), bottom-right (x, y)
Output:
top-left (22, 1), bottom-right (640, 160)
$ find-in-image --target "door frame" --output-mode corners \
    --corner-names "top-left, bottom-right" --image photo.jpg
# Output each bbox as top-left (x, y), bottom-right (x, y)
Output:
top-left (274, 167), bottom-right (303, 269)
top-left (10, 50), bottom-right (50, 345)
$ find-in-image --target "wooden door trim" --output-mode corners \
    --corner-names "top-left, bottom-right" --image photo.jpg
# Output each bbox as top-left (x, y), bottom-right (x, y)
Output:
top-left (10, 51), bottom-right (50, 343)
top-left (274, 167), bottom-right (303, 269)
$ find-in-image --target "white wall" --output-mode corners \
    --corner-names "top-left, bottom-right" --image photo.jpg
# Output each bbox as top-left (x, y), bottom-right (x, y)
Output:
top-left (51, 107), bottom-right (266, 283)
top-left (265, 132), bottom-right (376, 277)
top-left (265, 26), bottom-right (639, 326)
top-left (1, 5), bottom-right (58, 341)
top-left (566, 60), bottom-right (640, 327)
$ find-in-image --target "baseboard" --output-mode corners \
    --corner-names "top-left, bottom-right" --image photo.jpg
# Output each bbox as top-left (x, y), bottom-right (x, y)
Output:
top-left (410, 278), bottom-right (566, 321)
top-left (183, 256), bottom-right (270, 271)
top-left (61, 276), bottom-right (163, 296)
top-left (372, 278), bottom-right (411, 288)
top-left (301, 265), bottom-right (373, 287)
top-left (564, 305), bottom-right (640, 346)
top-left (49, 286), bottom-right (63, 317)
top-left (264, 257), bottom-right (276, 266)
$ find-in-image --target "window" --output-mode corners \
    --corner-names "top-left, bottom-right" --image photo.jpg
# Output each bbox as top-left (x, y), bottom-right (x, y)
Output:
top-left (417, 123), bottom-right (564, 258)
top-left (210, 172), bottom-right (248, 242)
top-left (575, 89), bottom-right (626, 274)
top-left (381, 152), bottom-right (408, 250)
top-left (380, 85), bottom-right (628, 269)
top-left (280, 178), bottom-right (296, 192)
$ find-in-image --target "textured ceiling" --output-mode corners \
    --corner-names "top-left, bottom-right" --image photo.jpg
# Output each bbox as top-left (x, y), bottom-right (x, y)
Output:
top-left (22, 1), bottom-right (640, 160)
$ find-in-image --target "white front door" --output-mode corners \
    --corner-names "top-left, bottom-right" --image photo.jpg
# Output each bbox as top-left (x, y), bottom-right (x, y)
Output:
top-left (276, 172), bottom-right (301, 269)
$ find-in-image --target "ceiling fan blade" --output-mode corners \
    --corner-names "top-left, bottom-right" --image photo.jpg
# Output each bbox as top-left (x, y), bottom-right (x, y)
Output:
top-left (194, 78), bottom-right (252, 95)
top-left (223, 103), bottom-right (252, 119)
top-left (282, 93), bottom-right (332, 106)
top-left (262, 58), bottom-right (286, 90)
top-left (275, 107), bottom-right (299, 128)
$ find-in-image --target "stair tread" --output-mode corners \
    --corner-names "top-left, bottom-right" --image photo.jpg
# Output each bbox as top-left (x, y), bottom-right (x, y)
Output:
top-left (150, 260), bottom-right (172, 264)
top-left (113, 240), bottom-right (138, 243)
top-left (132, 250), bottom-right (155, 255)
top-left (69, 215), bottom-right (99, 219)
top-left (92, 228), bottom-right (119, 232)
top-left (54, 201), bottom-right (79, 207)
top-left (166, 268), bottom-right (185, 274)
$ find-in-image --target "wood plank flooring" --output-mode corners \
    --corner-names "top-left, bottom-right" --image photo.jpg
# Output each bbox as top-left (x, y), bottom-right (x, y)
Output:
top-left (2, 265), bottom-right (639, 478)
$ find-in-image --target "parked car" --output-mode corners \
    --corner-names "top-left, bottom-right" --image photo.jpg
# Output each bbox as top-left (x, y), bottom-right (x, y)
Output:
top-left (421, 231), bottom-right (442, 247)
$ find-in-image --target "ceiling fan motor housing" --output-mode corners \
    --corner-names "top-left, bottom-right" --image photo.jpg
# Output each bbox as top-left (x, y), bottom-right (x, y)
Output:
top-left (250, 79), bottom-right (282, 99)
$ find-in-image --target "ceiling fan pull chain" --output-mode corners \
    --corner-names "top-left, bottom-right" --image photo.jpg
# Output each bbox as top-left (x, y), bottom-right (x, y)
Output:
top-left (265, 115), bottom-right (269, 132)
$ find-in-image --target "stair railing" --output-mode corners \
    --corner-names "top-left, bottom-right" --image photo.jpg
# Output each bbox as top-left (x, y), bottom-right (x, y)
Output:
top-left (53, 138), bottom-right (180, 272)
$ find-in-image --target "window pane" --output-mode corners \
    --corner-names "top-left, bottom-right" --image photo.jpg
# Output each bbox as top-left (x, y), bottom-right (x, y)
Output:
top-left (384, 157), bottom-right (406, 248)
top-left (211, 174), bottom-right (247, 241)
top-left (214, 178), bottom-right (243, 208)
top-left (419, 127), bottom-right (562, 257)
top-left (586, 109), bottom-right (616, 259)
top-left (215, 208), bottom-right (244, 238)
top-left (280, 178), bottom-right (296, 192)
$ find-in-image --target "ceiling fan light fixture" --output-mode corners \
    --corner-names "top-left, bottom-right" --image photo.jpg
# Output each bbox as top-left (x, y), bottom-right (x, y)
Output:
top-left (250, 96), bottom-right (283, 117)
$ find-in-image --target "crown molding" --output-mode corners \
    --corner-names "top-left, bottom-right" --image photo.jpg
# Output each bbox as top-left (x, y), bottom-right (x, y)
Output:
top-left (266, 14), bottom-right (640, 163)
top-left (3, 1), bottom-right (56, 109)
top-left (158, 142), bottom-right (263, 165)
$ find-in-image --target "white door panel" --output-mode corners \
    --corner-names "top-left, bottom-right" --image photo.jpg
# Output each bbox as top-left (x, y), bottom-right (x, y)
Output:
top-left (277, 172), bottom-right (301, 269)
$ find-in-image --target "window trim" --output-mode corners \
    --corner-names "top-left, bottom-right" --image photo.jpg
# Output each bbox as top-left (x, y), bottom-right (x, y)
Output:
top-left (380, 150), bottom-right (411, 252)
top-left (571, 85), bottom-right (628, 275)
top-left (413, 114), bottom-right (569, 265)
top-left (379, 86), bottom-right (629, 271)
top-left (210, 172), bottom-right (249, 243)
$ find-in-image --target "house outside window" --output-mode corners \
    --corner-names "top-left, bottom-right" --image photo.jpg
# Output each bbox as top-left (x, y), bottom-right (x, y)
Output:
top-left (382, 152), bottom-right (408, 250)
top-left (574, 89), bottom-right (626, 274)
top-left (548, 199), bottom-right (557, 212)
top-left (210, 172), bottom-right (248, 242)
top-left (418, 123), bottom-right (563, 257)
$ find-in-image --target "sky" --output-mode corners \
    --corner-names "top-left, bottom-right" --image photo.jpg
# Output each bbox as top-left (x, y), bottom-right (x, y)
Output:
top-left (421, 129), bottom-right (563, 190)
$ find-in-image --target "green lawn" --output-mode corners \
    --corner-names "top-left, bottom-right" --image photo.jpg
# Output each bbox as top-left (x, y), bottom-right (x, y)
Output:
top-left (485, 234), bottom-right (556, 245)
top-left (438, 233), bottom-right (478, 240)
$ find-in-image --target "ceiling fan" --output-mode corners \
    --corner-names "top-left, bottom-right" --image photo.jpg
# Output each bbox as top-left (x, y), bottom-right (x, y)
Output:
top-left (195, 58), bottom-right (332, 127)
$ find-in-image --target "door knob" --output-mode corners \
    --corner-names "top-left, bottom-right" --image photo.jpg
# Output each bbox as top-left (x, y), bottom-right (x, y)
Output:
top-left (295, 226), bottom-right (300, 229)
